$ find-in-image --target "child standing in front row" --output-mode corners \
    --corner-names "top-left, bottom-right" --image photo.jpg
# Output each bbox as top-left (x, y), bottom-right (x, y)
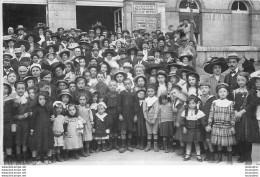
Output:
top-left (206, 83), bottom-right (236, 164)
top-left (143, 84), bottom-right (159, 152)
top-left (171, 85), bottom-right (187, 156)
top-left (117, 78), bottom-right (138, 153)
top-left (104, 80), bottom-right (120, 151)
top-left (157, 92), bottom-right (175, 153)
top-left (52, 101), bottom-right (66, 162)
top-left (93, 102), bottom-right (110, 152)
top-left (181, 95), bottom-right (206, 162)
top-left (77, 93), bottom-right (94, 156)
top-left (199, 82), bottom-right (216, 163)
top-left (64, 104), bottom-right (86, 160)
top-left (30, 91), bottom-right (54, 165)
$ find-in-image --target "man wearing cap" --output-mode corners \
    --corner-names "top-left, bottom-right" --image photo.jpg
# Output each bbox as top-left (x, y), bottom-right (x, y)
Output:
top-left (224, 53), bottom-right (241, 96)
top-left (3, 53), bottom-right (15, 78)
top-left (16, 25), bottom-right (26, 40)
top-left (117, 49), bottom-right (130, 68)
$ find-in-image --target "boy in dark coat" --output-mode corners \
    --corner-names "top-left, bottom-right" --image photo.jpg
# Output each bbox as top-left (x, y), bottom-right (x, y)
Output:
top-left (117, 78), bottom-right (138, 153)
top-left (199, 82), bottom-right (216, 163)
top-left (104, 80), bottom-right (120, 151)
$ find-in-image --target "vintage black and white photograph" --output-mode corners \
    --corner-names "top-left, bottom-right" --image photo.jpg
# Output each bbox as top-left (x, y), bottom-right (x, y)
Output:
top-left (1, 0), bottom-right (260, 171)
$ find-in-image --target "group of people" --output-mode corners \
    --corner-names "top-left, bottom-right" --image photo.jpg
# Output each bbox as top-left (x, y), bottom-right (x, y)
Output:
top-left (2, 21), bottom-right (260, 166)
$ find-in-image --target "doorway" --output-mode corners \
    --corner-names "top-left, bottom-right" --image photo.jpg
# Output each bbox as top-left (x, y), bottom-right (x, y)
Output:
top-left (76, 6), bottom-right (121, 32)
top-left (2, 3), bottom-right (47, 34)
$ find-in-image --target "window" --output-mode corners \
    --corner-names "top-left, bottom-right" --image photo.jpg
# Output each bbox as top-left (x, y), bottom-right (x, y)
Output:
top-left (231, 1), bottom-right (248, 13)
top-left (179, 0), bottom-right (199, 13)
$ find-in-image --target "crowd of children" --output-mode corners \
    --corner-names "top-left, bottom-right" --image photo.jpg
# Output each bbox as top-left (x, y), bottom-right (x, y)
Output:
top-left (2, 22), bottom-right (260, 165)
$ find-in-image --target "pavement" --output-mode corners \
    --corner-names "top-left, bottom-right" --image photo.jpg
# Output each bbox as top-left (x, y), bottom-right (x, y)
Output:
top-left (50, 148), bottom-right (247, 166)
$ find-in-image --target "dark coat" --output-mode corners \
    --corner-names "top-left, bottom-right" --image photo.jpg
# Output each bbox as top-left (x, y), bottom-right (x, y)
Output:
top-left (93, 113), bottom-right (109, 138)
top-left (135, 100), bottom-right (147, 137)
top-left (224, 70), bottom-right (241, 100)
top-left (117, 90), bottom-right (138, 131)
top-left (237, 90), bottom-right (260, 143)
top-left (30, 105), bottom-right (54, 151)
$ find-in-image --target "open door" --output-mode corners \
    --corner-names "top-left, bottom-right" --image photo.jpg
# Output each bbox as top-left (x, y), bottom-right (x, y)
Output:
top-left (114, 8), bottom-right (123, 32)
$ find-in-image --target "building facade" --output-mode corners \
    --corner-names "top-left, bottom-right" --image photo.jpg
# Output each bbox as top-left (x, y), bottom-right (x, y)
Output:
top-left (2, 0), bottom-right (260, 66)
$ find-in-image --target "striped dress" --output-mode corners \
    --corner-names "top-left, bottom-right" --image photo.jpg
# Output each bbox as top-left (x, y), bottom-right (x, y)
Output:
top-left (208, 99), bottom-right (236, 146)
top-left (158, 103), bottom-right (175, 136)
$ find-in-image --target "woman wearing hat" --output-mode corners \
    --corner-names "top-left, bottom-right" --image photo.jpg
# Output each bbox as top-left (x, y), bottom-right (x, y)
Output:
top-left (151, 48), bottom-right (163, 64)
top-left (51, 62), bottom-right (66, 83)
top-left (102, 49), bottom-right (119, 75)
top-left (34, 47), bottom-right (45, 60)
top-left (24, 33), bottom-right (41, 54)
top-left (126, 45), bottom-right (138, 64)
top-left (204, 57), bottom-right (228, 97)
top-left (179, 51), bottom-right (193, 67)
top-left (58, 50), bottom-right (71, 63)
top-left (35, 23), bottom-right (47, 46)
top-left (30, 63), bottom-right (42, 83)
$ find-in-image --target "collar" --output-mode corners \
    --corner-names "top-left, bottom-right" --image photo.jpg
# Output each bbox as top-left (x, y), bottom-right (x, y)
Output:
top-left (230, 68), bottom-right (238, 74)
top-left (145, 96), bottom-right (158, 107)
top-left (95, 112), bottom-right (107, 121)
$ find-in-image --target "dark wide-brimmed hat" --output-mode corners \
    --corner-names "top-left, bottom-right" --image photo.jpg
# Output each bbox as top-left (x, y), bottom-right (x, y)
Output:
top-left (127, 45), bottom-right (138, 54)
top-left (24, 33), bottom-right (41, 43)
top-left (164, 49), bottom-right (178, 58)
top-left (156, 68), bottom-right (168, 78)
top-left (118, 49), bottom-right (127, 55)
top-left (46, 43), bottom-right (59, 53)
top-left (204, 57), bottom-right (229, 74)
top-left (14, 40), bottom-right (30, 52)
top-left (78, 39), bottom-right (92, 49)
top-left (59, 50), bottom-right (71, 58)
top-left (51, 62), bottom-right (65, 74)
top-left (145, 64), bottom-right (163, 75)
top-left (179, 51), bottom-right (193, 62)
top-left (102, 49), bottom-right (117, 57)
top-left (166, 61), bottom-right (182, 71)
top-left (35, 23), bottom-right (48, 30)
top-left (23, 76), bottom-right (38, 84)
top-left (186, 71), bottom-right (200, 81)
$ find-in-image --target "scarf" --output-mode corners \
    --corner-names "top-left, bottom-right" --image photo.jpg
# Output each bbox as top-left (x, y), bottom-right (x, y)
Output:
top-left (16, 94), bottom-right (28, 104)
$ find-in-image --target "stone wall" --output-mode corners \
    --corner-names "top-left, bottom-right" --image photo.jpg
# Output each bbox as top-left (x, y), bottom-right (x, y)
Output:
top-left (47, 0), bottom-right (77, 31)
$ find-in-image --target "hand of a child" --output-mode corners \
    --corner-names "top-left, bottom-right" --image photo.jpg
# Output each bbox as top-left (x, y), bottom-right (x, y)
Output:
top-left (175, 122), bottom-right (180, 128)
top-left (50, 117), bottom-right (55, 121)
top-left (30, 130), bottom-right (34, 136)
top-left (172, 108), bottom-right (177, 112)
top-left (206, 126), bottom-right (212, 132)
top-left (119, 115), bottom-right (124, 121)
top-left (150, 119), bottom-right (155, 125)
top-left (18, 115), bottom-right (23, 119)
top-left (92, 129), bottom-right (95, 133)
top-left (134, 115), bottom-right (138, 123)
top-left (183, 127), bottom-right (187, 134)
top-left (231, 127), bottom-right (235, 135)
top-left (257, 90), bottom-right (260, 98)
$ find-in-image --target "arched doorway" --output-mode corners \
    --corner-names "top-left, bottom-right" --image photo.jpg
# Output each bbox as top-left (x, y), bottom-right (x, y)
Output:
top-left (179, 0), bottom-right (201, 45)
top-left (231, 1), bottom-right (250, 46)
